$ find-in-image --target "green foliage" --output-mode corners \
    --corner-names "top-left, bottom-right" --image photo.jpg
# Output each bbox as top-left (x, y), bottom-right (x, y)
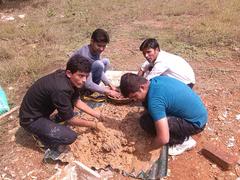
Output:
top-left (47, 8), bottom-right (56, 17)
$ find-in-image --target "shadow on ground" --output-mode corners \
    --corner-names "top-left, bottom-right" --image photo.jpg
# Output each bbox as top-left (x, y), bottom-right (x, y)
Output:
top-left (0, 0), bottom-right (47, 10)
top-left (15, 126), bottom-right (42, 153)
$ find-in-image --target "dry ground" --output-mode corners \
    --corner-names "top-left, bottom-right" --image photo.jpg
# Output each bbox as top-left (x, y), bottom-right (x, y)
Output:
top-left (0, 0), bottom-right (240, 179)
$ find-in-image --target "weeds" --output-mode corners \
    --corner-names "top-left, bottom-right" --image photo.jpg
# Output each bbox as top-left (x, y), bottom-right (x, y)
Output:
top-left (0, 0), bottom-right (239, 103)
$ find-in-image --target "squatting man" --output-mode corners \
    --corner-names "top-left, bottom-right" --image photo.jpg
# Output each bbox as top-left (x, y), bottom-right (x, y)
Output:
top-left (72, 28), bottom-right (120, 97)
top-left (120, 73), bottom-right (208, 155)
top-left (19, 55), bottom-right (106, 157)
top-left (138, 38), bottom-right (195, 88)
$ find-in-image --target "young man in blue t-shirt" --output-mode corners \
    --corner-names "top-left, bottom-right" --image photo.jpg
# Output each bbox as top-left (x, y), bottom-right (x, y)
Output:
top-left (120, 73), bottom-right (208, 155)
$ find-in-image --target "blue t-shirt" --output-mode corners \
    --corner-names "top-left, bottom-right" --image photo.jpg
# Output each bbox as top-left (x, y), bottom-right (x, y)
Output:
top-left (147, 76), bottom-right (207, 128)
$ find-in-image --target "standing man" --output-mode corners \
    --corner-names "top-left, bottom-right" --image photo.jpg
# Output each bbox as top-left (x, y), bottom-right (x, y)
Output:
top-left (19, 55), bottom-right (105, 157)
top-left (120, 73), bottom-right (207, 155)
top-left (138, 38), bottom-right (195, 88)
top-left (72, 28), bottom-right (120, 97)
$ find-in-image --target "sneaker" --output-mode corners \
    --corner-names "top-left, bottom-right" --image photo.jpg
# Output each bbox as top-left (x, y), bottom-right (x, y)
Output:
top-left (43, 145), bottom-right (72, 163)
top-left (168, 136), bottom-right (197, 156)
top-left (44, 148), bottom-right (62, 161)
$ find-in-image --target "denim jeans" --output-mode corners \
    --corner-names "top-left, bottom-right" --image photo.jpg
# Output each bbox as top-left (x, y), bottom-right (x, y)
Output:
top-left (85, 58), bottom-right (110, 93)
top-left (91, 58), bottom-right (110, 84)
top-left (20, 117), bottom-right (77, 149)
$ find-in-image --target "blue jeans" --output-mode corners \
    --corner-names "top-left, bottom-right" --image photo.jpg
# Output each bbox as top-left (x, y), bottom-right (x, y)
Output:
top-left (85, 58), bottom-right (110, 93)
top-left (20, 117), bottom-right (77, 150)
top-left (91, 58), bottom-right (110, 84)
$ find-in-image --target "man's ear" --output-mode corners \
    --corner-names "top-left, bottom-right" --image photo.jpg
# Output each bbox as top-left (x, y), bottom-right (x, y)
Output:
top-left (66, 70), bottom-right (72, 78)
top-left (139, 84), bottom-right (145, 92)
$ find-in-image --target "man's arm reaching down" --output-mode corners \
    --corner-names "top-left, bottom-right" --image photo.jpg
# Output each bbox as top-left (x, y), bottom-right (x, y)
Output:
top-left (147, 117), bottom-right (170, 151)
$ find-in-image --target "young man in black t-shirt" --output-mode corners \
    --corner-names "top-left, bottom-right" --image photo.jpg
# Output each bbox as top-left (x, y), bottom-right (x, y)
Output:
top-left (19, 54), bottom-right (104, 157)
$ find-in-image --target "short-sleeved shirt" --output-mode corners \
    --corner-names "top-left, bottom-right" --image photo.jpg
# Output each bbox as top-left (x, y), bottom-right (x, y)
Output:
top-left (146, 76), bottom-right (207, 128)
top-left (19, 70), bottom-right (80, 122)
top-left (141, 50), bottom-right (195, 84)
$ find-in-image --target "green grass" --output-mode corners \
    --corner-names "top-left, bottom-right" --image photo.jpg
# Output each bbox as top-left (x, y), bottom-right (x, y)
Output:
top-left (0, 0), bottom-right (239, 101)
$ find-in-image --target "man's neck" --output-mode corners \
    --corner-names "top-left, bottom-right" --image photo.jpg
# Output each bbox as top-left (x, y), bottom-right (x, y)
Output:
top-left (143, 81), bottom-right (150, 96)
top-left (88, 44), bottom-right (98, 56)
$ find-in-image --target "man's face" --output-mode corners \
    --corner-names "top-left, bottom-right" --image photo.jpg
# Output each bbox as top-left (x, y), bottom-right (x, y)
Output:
top-left (128, 89), bottom-right (146, 102)
top-left (90, 40), bottom-right (107, 55)
top-left (66, 70), bottom-right (89, 88)
top-left (142, 48), bottom-right (159, 63)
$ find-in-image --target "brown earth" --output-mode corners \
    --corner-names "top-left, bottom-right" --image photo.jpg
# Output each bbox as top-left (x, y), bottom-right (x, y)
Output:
top-left (0, 1), bottom-right (240, 180)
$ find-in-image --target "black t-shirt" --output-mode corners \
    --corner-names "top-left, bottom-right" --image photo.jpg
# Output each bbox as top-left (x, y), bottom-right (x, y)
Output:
top-left (19, 70), bottom-right (80, 122)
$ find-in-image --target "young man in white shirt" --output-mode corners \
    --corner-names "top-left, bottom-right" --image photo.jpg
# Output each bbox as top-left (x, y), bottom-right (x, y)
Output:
top-left (137, 38), bottom-right (195, 88)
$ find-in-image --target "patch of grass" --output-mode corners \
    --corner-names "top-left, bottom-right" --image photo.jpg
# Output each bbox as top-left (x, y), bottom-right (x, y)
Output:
top-left (0, 0), bottom-right (239, 104)
top-left (173, 0), bottom-right (240, 59)
top-left (46, 8), bottom-right (56, 17)
top-left (0, 47), bottom-right (13, 62)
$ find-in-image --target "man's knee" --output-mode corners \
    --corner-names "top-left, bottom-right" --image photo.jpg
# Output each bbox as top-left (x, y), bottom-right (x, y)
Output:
top-left (101, 58), bottom-right (110, 67)
top-left (63, 129), bottom-right (77, 145)
top-left (92, 60), bottom-right (105, 71)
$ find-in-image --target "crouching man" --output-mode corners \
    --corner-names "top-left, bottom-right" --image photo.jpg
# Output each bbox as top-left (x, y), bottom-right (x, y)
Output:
top-left (120, 73), bottom-right (208, 155)
top-left (19, 55), bottom-right (104, 157)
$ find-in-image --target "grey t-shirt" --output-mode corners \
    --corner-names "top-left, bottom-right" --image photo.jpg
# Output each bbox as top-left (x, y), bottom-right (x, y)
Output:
top-left (72, 45), bottom-right (110, 94)
top-left (73, 45), bottom-right (100, 63)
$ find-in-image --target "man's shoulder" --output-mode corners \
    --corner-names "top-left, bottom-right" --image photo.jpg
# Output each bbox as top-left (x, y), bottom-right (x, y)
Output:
top-left (54, 71), bottom-right (74, 91)
top-left (159, 50), bottom-right (186, 62)
top-left (41, 70), bottom-right (73, 94)
top-left (73, 44), bottom-right (89, 55)
top-left (79, 44), bottom-right (90, 50)
top-left (150, 76), bottom-right (171, 83)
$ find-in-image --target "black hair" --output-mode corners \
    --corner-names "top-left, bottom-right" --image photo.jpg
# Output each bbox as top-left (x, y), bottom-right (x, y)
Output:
top-left (120, 73), bottom-right (147, 97)
top-left (66, 54), bottom-right (91, 74)
top-left (91, 28), bottom-right (110, 43)
top-left (139, 38), bottom-right (160, 51)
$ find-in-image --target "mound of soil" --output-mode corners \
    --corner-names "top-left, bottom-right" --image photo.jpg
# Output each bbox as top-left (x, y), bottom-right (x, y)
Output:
top-left (70, 103), bottom-right (160, 173)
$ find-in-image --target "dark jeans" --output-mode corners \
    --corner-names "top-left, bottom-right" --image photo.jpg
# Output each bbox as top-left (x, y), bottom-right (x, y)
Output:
top-left (20, 117), bottom-right (77, 150)
top-left (139, 112), bottom-right (205, 146)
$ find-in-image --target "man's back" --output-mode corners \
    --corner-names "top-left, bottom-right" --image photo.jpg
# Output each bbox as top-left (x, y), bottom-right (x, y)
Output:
top-left (19, 70), bottom-right (77, 120)
top-left (147, 76), bottom-right (207, 128)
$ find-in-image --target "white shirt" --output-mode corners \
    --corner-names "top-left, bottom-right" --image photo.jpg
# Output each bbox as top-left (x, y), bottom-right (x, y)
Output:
top-left (141, 50), bottom-right (195, 84)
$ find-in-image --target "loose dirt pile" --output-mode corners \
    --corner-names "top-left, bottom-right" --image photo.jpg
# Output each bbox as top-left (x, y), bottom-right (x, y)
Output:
top-left (70, 103), bottom-right (160, 173)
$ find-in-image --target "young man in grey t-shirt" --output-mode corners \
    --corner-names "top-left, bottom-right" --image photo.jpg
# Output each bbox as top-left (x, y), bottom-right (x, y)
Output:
top-left (72, 28), bottom-right (120, 97)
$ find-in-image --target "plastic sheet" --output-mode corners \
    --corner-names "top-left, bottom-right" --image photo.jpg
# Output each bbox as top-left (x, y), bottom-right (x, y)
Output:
top-left (0, 86), bottom-right (10, 115)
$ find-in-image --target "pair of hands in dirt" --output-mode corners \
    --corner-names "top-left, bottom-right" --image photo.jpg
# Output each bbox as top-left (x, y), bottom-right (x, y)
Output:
top-left (94, 121), bottom-right (105, 131)
top-left (93, 113), bottom-right (111, 131)
top-left (105, 85), bottom-right (122, 98)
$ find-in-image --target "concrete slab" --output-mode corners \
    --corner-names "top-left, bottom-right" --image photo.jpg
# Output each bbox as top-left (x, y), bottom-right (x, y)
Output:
top-left (105, 70), bottom-right (137, 86)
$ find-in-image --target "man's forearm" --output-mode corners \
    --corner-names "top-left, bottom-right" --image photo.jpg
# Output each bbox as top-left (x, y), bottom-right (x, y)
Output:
top-left (137, 69), bottom-right (144, 76)
top-left (68, 116), bottom-right (96, 128)
top-left (85, 79), bottom-right (106, 94)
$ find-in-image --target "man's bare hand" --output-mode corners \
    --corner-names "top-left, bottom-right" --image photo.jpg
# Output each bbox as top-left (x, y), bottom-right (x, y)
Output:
top-left (98, 113), bottom-right (105, 122)
top-left (106, 89), bottom-right (121, 98)
top-left (95, 122), bottom-right (106, 131)
top-left (108, 84), bottom-right (119, 91)
top-left (98, 113), bottom-right (116, 123)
